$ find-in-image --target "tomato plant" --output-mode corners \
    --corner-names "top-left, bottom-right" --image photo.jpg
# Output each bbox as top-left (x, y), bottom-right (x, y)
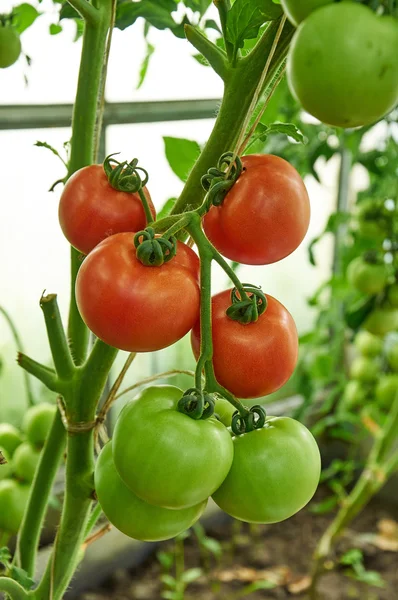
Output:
top-left (212, 417), bottom-right (321, 523)
top-left (112, 386), bottom-right (234, 509)
top-left (0, 24), bottom-right (21, 69)
top-left (203, 154), bottom-right (310, 265)
top-left (280, 0), bottom-right (332, 26)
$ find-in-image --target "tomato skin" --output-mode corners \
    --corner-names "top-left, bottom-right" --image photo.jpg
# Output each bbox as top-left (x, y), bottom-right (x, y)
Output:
top-left (364, 307), bottom-right (398, 336)
top-left (0, 446), bottom-right (12, 481)
top-left (387, 344), bottom-right (398, 372)
top-left (76, 233), bottom-right (200, 352)
top-left (354, 331), bottom-right (383, 358)
top-left (22, 403), bottom-right (56, 448)
top-left (96, 442), bottom-right (206, 541)
top-left (212, 417), bottom-right (320, 524)
top-left (203, 155), bottom-right (310, 265)
top-left (59, 165), bottom-right (156, 255)
top-left (281, 0), bottom-right (332, 26)
top-left (191, 290), bottom-right (298, 398)
top-left (349, 357), bottom-right (380, 383)
top-left (0, 26), bottom-right (21, 69)
top-left (214, 398), bottom-right (236, 428)
top-left (287, 4), bottom-right (398, 128)
top-left (112, 386), bottom-right (234, 509)
top-left (13, 442), bottom-right (41, 483)
top-left (0, 424), bottom-right (23, 457)
top-left (0, 480), bottom-right (30, 534)
top-left (347, 257), bottom-right (388, 296)
top-left (375, 375), bottom-right (398, 410)
top-left (342, 380), bottom-right (366, 410)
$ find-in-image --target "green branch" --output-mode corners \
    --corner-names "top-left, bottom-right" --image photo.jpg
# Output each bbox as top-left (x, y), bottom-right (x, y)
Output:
top-left (214, 0), bottom-right (234, 63)
top-left (40, 294), bottom-right (75, 380)
top-left (185, 24), bottom-right (229, 80)
top-left (66, 0), bottom-right (100, 25)
top-left (17, 354), bottom-right (59, 392)
top-left (0, 578), bottom-right (28, 600)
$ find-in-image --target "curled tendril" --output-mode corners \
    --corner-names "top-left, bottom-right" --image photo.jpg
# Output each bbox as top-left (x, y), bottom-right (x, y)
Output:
top-left (226, 285), bottom-right (267, 324)
top-left (177, 388), bottom-right (216, 420)
top-left (134, 227), bottom-right (177, 266)
top-left (231, 405), bottom-right (266, 436)
top-left (201, 152), bottom-right (243, 209)
top-left (103, 153), bottom-right (149, 193)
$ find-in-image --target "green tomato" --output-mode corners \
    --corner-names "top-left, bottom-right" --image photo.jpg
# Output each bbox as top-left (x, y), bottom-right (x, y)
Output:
top-left (214, 397), bottom-right (236, 428)
top-left (0, 424), bottom-right (23, 457)
top-left (287, 3), bottom-right (398, 128)
top-left (387, 284), bottom-right (398, 308)
top-left (280, 0), bottom-right (332, 26)
top-left (0, 25), bottom-right (21, 69)
top-left (357, 220), bottom-right (387, 241)
top-left (23, 403), bottom-right (56, 448)
top-left (113, 386), bottom-right (234, 509)
top-left (349, 357), bottom-right (380, 383)
top-left (375, 375), bottom-right (398, 410)
top-left (212, 417), bottom-right (320, 524)
top-left (364, 307), bottom-right (398, 336)
top-left (0, 479), bottom-right (30, 534)
top-left (387, 344), bottom-right (398, 372)
top-left (354, 331), bottom-right (383, 358)
top-left (0, 446), bottom-right (12, 481)
top-left (342, 380), bottom-right (367, 410)
top-left (96, 443), bottom-right (206, 542)
top-left (13, 442), bottom-right (41, 483)
top-left (347, 257), bottom-right (388, 296)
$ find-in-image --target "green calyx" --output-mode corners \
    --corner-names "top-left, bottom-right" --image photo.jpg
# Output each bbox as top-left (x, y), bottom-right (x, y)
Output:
top-left (231, 405), bottom-right (267, 436)
top-left (103, 153), bottom-right (149, 193)
top-left (134, 227), bottom-right (177, 267)
top-left (226, 285), bottom-right (268, 324)
top-left (201, 151), bottom-right (243, 210)
top-left (177, 388), bottom-right (216, 420)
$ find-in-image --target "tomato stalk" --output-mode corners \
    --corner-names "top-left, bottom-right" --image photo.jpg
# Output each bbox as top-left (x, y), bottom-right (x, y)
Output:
top-left (0, 578), bottom-right (28, 600)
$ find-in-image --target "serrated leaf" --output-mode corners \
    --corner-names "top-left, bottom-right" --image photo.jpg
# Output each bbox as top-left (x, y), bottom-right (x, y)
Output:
top-left (226, 0), bottom-right (282, 50)
top-left (137, 41), bottom-right (155, 89)
top-left (10, 566), bottom-right (35, 591)
top-left (157, 197), bottom-right (177, 220)
top-left (12, 3), bottom-right (40, 34)
top-left (163, 137), bottom-right (201, 182)
top-left (49, 23), bottom-right (62, 35)
top-left (181, 567), bottom-right (203, 583)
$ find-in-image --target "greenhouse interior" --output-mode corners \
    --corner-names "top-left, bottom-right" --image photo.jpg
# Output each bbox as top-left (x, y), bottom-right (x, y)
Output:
top-left (1, 1), bottom-right (398, 599)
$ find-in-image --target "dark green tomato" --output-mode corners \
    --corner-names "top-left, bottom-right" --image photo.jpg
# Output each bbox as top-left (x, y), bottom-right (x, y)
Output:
top-left (364, 307), bottom-right (398, 336)
top-left (387, 344), bottom-right (398, 372)
top-left (212, 417), bottom-right (320, 524)
top-left (0, 479), bottom-right (30, 534)
top-left (22, 403), bottom-right (56, 448)
top-left (0, 446), bottom-right (12, 481)
top-left (13, 442), bottom-right (41, 483)
top-left (375, 375), bottom-right (398, 410)
top-left (349, 357), bottom-right (380, 383)
top-left (95, 443), bottom-right (206, 542)
top-left (287, 3), bottom-right (398, 128)
top-left (354, 331), bottom-right (383, 358)
top-left (214, 398), bottom-right (236, 428)
top-left (342, 380), bottom-right (367, 410)
top-left (357, 220), bottom-right (388, 241)
top-left (281, 0), bottom-right (332, 26)
top-left (387, 285), bottom-right (398, 308)
top-left (113, 386), bottom-right (234, 509)
top-left (347, 257), bottom-right (388, 296)
top-left (0, 25), bottom-right (21, 69)
top-left (0, 424), bottom-right (23, 457)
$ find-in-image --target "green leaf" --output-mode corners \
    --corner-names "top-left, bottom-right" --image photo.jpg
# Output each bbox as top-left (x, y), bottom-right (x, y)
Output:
top-left (163, 137), bottom-right (201, 182)
top-left (240, 580), bottom-right (276, 596)
top-left (204, 19), bottom-right (221, 33)
top-left (344, 294), bottom-right (377, 330)
top-left (115, 1), bottom-right (187, 37)
top-left (193, 53), bottom-right (210, 66)
top-left (184, 0), bottom-right (212, 17)
top-left (157, 550), bottom-right (174, 570)
top-left (309, 495), bottom-right (339, 515)
top-left (59, 3), bottom-right (80, 20)
top-left (226, 0), bottom-right (282, 50)
top-left (181, 567), bottom-right (203, 583)
top-left (49, 23), bottom-right (62, 35)
top-left (0, 547), bottom-right (12, 566)
top-left (137, 41), bottom-right (155, 89)
top-left (340, 549), bottom-right (363, 567)
top-left (266, 122), bottom-right (305, 143)
top-left (200, 536), bottom-right (222, 557)
top-left (161, 592), bottom-right (178, 600)
top-left (157, 197), bottom-right (177, 220)
top-left (12, 3), bottom-right (40, 34)
top-left (349, 569), bottom-right (386, 588)
top-left (161, 574), bottom-right (176, 588)
top-left (10, 565), bottom-right (35, 591)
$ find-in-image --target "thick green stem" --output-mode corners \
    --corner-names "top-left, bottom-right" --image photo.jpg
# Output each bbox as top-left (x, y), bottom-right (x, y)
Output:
top-left (171, 19), bottom-right (293, 215)
top-left (40, 294), bottom-right (75, 380)
top-left (0, 305), bottom-right (35, 406)
top-left (185, 25), bottom-right (228, 80)
top-left (66, 0), bottom-right (99, 24)
top-left (138, 187), bottom-right (154, 225)
top-left (0, 578), bottom-right (28, 600)
top-left (16, 412), bottom-right (66, 577)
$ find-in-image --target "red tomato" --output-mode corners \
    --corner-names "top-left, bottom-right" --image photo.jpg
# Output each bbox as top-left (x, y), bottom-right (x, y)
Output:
top-left (191, 290), bottom-right (298, 398)
top-left (59, 164), bottom-right (156, 255)
top-left (76, 232), bottom-right (200, 352)
top-left (203, 155), bottom-right (310, 265)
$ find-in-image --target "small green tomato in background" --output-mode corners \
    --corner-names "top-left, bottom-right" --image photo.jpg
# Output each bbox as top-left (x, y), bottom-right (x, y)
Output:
top-left (212, 417), bottom-right (320, 523)
top-left (364, 307), bottom-right (398, 337)
top-left (0, 24), bottom-right (21, 69)
top-left (95, 443), bottom-right (207, 542)
top-left (0, 446), bottom-right (12, 481)
top-left (387, 344), bottom-right (398, 372)
top-left (23, 403), bottom-right (56, 448)
top-left (342, 380), bottom-right (367, 410)
top-left (13, 442), bottom-right (41, 483)
top-left (375, 375), bottom-right (398, 410)
top-left (214, 397), bottom-right (236, 428)
top-left (280, 0), bottom-right (333, 26)
top-left (354, 331), bottom-right (383, 358)
top-left (0, 424), bottom-right (23, 457)
top-left (349, 357), bottom-right (380, 383)
top-left (0, 479), bottom-right (30, 534)
top-left (387, 284), bottom-right (398, 308)
top-left (347, 257), bottom-right (388, 296)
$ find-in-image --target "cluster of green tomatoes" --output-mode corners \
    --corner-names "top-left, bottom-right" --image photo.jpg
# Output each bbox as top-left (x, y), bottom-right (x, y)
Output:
top-left (0, 404), bottom-right (55, 537)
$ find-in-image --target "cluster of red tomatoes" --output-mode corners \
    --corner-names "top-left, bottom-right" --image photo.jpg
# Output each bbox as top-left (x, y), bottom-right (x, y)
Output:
top-left (283, 0), bottom-right (398, 128)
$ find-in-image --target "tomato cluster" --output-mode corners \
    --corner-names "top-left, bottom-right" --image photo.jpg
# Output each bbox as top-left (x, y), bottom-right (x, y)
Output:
top-left (285, 2), bottom-right (398, 128)
top-left (0, 403), bottom-right (55, 535)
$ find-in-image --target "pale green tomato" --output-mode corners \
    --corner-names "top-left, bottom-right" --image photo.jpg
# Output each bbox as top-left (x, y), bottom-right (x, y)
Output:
top-left (342, 380), bottom-right (366, 409)
top-left (375, 375), bottom-right (398, 409)
top-left (0, 479), bottom-right (30, 534)
top-left (13, 442), bottom-right (41, 483)
top-left (280, 0), bottom-right (333, 26)
top-left (364, 308), bottom-right (398, 336)
top-left (387, 344), bottom-right (398, 372)
top-left (354, 331), bottom-right (383, 358)
top-left (23, 403), bottom-right (56, 448)
top-left (349, 357), bottom-right (380, 383)
top-left (0, 424), bottom-right (23, 457)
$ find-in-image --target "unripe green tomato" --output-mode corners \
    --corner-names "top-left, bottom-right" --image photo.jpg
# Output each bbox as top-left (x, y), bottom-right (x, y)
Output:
top-left (357, 220), bottom-right (387, 241)
top-left (387, 344), bottom-right (398, 372)
top-left (214, 397), bottom-right (236, 427)
top-left (0, 479), bottom-right (30, 534)
top-left (95, 443), bottom-right (207, 542)
top-left (342, 380), bottom-right (366, 409)
top-left (354, 331), bottom-right (383, 358)
top-left (0, 424), bottom-right (23, 457)
top-left (13, 442), bottom-right (41, 483)
top-left (0, 446), bottom-right (12, 481)
top-left (280, 0), bottom-right (333, 26)
top-left (387, 284), bottom-right (398, 308)
top-left (23, 403), bottom-right (56, 448)
top-left (375, 375), bottom-right (398, 409)
top-left (364, 307), bottom-right (398, 336)
top-left (349, 357), bottom-right (380, 383)
top-left (0, 25), bottom-right (21, 69)
top-left (347, 257), bottom-right (388, 296)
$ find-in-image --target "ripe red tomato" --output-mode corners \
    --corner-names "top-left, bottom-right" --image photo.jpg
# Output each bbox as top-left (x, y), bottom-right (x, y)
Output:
top-left (59, 164), bottom-right (156, 255)
top-left (191, 290), bottom-right (298, 398)
top-left (76, 232), bottom-right (200, 352)
top-left (203, 155), bottom-right (310, 265)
